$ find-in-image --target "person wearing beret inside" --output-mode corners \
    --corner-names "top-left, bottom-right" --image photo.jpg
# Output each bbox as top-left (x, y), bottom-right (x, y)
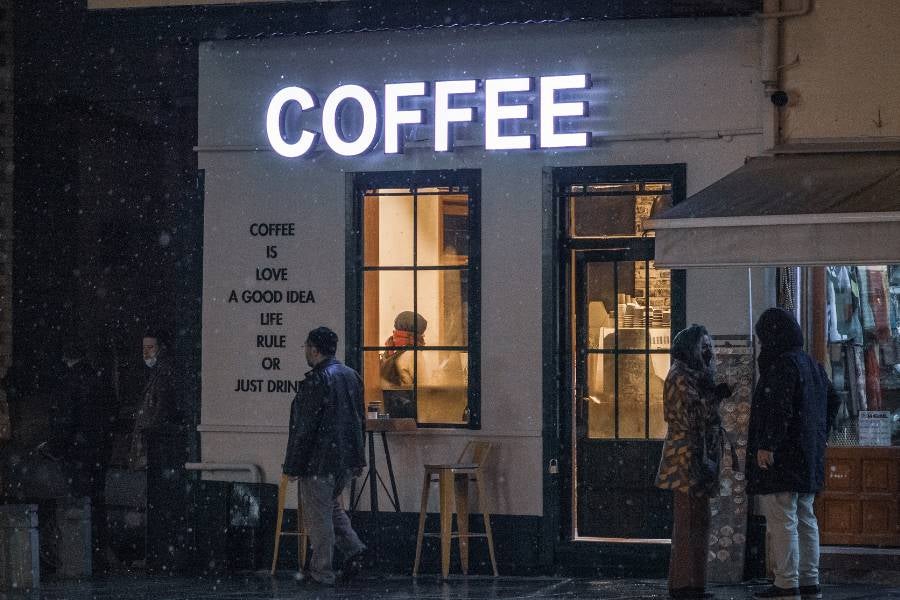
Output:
top-left (379, 311), bottom-right (427, 419)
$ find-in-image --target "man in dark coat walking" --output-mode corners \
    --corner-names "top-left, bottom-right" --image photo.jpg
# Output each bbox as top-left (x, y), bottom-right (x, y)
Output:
top-left (283, 326), bottom-right (367, 586)
top-left (747, 308), bottom-right (840, 600)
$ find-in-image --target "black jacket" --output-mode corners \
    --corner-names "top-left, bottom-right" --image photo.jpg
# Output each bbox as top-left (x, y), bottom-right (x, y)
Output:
top-left (58, 360), bottom-right (112, 457)
top-left (127, 356), bottom-right (176, 470)
top-left (283, 358), bottom-right (366, 478)
top-left (747, 309), bottom-right (841, 495)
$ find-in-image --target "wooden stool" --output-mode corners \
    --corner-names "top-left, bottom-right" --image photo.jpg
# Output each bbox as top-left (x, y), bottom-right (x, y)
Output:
top-left (413, 441), bottom-right (498, 579)
top-left (270, 474), bottom-right (309, 575)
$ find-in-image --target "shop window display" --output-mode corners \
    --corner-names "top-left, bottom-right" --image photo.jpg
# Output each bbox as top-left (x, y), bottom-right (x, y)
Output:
top-left (824, 264), bottom-right (900, 446)
top-left (361, 187), bottom-right (473, 426)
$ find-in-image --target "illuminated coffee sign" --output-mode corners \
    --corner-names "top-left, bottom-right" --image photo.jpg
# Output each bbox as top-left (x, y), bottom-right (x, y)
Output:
top-left (266, 74), bottom-right (592, 158)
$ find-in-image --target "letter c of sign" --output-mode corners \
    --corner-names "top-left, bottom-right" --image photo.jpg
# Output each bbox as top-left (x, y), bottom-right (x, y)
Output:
top-left (266, 87), bottom-right (319, 158)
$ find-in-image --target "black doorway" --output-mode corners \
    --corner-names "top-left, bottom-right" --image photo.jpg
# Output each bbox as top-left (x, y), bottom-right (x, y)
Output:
top-left (544, 164), bottom-right (686, 572)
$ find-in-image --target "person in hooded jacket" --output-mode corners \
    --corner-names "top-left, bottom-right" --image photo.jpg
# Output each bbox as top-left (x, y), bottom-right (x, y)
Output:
top-left (656, 324), bottom-right (732, 600)
top-left (747, 308), bottom-right (840, 600)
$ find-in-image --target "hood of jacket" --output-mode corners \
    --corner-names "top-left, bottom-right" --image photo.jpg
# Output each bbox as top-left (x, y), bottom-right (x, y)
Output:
top-left (755, 307), bottom-right (804, 372)
top-left (671, 324), bottom-right (715, 389)
top-left (672, 324), bottom-right (709, 372)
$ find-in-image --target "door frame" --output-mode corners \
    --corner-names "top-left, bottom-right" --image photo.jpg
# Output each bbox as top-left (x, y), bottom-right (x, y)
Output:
top-left (540, 164), bottom-right (686, 572)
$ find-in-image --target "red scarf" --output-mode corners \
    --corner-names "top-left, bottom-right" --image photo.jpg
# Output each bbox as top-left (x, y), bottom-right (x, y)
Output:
top-left (383, 329), bottom-right (424, 357)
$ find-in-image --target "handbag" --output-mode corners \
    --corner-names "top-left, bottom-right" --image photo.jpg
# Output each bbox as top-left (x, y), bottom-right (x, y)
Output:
top-left (691, 433), bottom-right (721, 487)
top-left (691, 426), bottom-right (740, 488)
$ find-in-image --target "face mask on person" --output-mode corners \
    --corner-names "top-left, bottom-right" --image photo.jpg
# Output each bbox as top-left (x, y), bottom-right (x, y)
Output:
top-left (144, 357), bottom-right (157, 368)
top-left (700, 335), bottom-right (716, 376)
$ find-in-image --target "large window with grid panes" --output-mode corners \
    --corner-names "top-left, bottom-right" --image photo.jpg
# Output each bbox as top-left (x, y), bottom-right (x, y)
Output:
top-left (349, 170), bottom-right (480, 428)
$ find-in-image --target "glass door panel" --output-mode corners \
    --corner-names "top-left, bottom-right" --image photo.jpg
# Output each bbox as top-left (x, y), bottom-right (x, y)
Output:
top-left (574, 243), bottom-right (672, 539)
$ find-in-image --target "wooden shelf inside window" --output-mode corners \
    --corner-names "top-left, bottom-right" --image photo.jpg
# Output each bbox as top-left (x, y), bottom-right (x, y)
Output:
top-left (366, 417), bottom-right (418, 432)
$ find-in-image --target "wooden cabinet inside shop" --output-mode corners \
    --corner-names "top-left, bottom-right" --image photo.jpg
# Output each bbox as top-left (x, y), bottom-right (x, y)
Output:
top-left (815, 446), bottom-right (900, 546)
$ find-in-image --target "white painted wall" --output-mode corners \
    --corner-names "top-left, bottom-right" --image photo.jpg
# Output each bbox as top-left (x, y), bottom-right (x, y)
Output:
top-left (781, 0), bottom-right (900, 141)
top-left (198, 18), bottom-right (763, 515)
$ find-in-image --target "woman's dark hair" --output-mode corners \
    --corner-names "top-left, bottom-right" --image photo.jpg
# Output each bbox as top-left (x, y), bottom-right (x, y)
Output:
top-left (671, 324), bottom-right (710, 372)
top-left (306, 326), bottom-right (338, 357)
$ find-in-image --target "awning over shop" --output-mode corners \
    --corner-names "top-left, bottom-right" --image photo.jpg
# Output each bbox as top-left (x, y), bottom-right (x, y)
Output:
top-left (645, 152), bottom-right (900, 268)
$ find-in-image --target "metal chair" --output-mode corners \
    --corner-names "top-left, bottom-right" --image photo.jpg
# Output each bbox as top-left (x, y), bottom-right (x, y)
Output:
top-left (413, 441), bottom-right (498, 579)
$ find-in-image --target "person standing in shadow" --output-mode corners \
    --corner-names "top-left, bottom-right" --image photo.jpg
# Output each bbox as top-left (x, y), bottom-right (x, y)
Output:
top-left (747, 308), bottom-right (839, 600)
top-left (59, 337), bottom-right (115, 572)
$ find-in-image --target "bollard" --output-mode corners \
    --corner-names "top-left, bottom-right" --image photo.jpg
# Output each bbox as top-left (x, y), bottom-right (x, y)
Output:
top-left (0, 504), bottom-right (40, 590)
top-left (56, 497), bottom-right (92, 578)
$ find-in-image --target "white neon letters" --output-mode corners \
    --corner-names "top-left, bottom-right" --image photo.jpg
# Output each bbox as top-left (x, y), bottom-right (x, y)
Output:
top-left (434, 80), bottom-right (477, 152)
top-left (384, 82), bottom-right (428, 154)
top-left (321, 84), bottom-right (379, 157)
top-left (265, 74), bottom-right (591, 158)
top-left (265, 86), bottom-right (319, 158)
top-left (484, 77), bottom-right (534, 151)
top-left (540, 74), bottom-right (592, 148)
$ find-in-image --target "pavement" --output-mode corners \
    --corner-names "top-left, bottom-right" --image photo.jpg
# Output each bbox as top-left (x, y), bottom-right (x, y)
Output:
top-left (5, 575), bottom-right (900, 600)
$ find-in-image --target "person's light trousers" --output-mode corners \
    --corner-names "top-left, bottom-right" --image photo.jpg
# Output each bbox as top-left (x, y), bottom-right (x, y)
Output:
top-left (758, 492), bottom-right (820, 589)
top-left (298, 472), bottom-right (366, 584)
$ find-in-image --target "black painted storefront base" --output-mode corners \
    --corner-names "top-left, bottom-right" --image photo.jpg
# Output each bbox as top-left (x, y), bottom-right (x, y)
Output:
top-left (555, 542), bottom-right (669, 578)
top-left (159, 497), bottom-right (760, 579)
top-left (270, 511), bottom-right (543, 576)
top-left (148, 478), bottom-right (278, 575)
top-left (269, 510), bottom-right (670, 578)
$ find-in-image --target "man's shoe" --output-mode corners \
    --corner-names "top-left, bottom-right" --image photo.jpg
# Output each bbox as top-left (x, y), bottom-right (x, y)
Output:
top-left (339, 549), bottom-right (367, 583)
top-left (798, 584), bottom-right (822, 599)
top-left (753, 585), bottom-right (801, 599)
